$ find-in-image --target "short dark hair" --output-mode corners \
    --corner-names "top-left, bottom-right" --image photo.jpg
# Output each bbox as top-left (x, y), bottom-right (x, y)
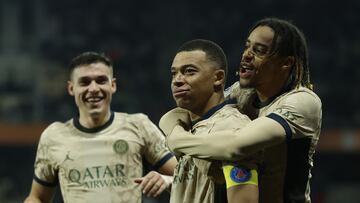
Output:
top-left (177, 39), bottom-right (228, 83)
top-left (69, 52), bottom-right (113, 78)
top-left (250, 18), bottom-right (312, 89)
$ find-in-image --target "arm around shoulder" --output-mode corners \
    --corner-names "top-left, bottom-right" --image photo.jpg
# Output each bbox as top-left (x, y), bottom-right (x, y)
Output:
top-left (168, 116), bottom-right (287, 160)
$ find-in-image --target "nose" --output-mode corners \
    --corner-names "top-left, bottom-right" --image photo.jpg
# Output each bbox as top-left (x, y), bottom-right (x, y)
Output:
top-left (172, 72), bottom-right (185, 87)
top-left (242, 48), bottom-right (254, 62)
top-left (88, 80), bottom-right (100, 92)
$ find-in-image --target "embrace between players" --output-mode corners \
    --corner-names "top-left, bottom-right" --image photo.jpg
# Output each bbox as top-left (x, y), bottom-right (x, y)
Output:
top-left (25, 17), bottom-right (322, 203)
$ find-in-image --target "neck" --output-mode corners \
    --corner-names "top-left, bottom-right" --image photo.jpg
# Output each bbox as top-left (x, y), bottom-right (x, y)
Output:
top-left (79, 110), bottom-right (111, 128)
top-left (256, 77), bottom-right (289, 102)
top-left (190, 93), bottom-right (224, 121)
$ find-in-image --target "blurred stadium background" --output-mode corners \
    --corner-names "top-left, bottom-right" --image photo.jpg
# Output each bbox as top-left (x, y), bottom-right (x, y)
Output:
top-left (0, 0), bottom-right (359, 202)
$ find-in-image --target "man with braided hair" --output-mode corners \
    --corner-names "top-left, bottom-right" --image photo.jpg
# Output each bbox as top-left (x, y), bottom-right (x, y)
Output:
top-left (160, 18), bottom-right (322, 203)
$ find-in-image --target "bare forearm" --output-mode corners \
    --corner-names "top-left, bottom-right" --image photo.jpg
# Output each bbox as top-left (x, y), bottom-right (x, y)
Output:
top-left (24, 196), bottom-right (42, 203)
top-left (24, 195), bottom-right (52, 203)
top-left (24, 181), bottom-right (55, 203)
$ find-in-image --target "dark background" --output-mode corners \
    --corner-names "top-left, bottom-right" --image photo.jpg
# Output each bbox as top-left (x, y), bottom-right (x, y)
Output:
top-left (0, 0), bottom-right (359, 202)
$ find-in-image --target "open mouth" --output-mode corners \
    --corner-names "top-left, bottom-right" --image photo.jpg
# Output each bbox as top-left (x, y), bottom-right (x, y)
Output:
top-left (239, 64), bottom-right (255, 78)
top-left (85, 96), bottom-right (104, 104)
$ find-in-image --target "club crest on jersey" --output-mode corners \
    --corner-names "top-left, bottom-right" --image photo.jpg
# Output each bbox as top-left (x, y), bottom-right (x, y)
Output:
top-left (113, 139), bottom-right (128, 154)
top-left (230, 166), bottom-right (251, 183)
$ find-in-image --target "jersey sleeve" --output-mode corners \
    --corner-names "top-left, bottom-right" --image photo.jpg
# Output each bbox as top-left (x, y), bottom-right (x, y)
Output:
top-left (137, 114), bottom-right (173, 170)
top-left (211, 106), bottom-right (260, 188)
top-left (33, 124), bottom-right (59, 187)
top-left (268, 90), bottom-right (322, 140)
top-left (222, 157), bottom-right (259, 188)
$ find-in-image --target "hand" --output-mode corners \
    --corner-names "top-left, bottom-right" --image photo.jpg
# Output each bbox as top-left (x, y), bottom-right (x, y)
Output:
top-left (159, 108), bottom-right (190, 137)
top-left (134, 171), bottom-right (172, 197)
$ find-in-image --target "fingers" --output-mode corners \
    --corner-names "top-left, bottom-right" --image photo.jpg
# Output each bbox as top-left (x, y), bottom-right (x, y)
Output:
top-left (136, 171), bottom-right (167, 197)
top-left (146, 181), bottom-right (166, 197)
top-left (133, 178), bottom-right (143, 184)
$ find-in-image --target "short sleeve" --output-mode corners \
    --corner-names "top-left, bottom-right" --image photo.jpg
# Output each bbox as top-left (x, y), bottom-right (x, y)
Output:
top-left (33, 125), bottom-right (58, 187)
top-left (222, 145), bottom-right (261, 188)
top-left (222, 161), bottom-right (259, 188)
top-left (212, 106), bottom-right (260, 187)
top-left (137, 114), bottom-right (173, 170)
top-left (270, 91), bottom-right (322, 139)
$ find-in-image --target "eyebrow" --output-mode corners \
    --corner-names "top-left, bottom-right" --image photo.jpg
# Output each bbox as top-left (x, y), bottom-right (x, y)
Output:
top-left (78, 75), bottom-right (109, 81)
top-left (171, 64), bottom-right (197, 71)
top-left (246, 39), bottom-right (269, 49)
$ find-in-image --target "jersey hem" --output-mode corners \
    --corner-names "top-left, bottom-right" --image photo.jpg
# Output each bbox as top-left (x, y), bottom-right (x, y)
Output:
top-left (152, 153), bottom-right (174, 170)
top-left (267, 113), bottom-right (292, 142)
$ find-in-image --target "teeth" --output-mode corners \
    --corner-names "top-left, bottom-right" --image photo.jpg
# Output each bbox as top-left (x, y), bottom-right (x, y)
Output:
top-left (87, 97), bottom-right (102, 102)
top-left (242, 65), bottom-right (253, 70)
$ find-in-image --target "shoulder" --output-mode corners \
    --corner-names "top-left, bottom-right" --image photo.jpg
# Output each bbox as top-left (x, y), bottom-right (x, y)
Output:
top-left (39, 120), bottom-right (72, 143)
top-left (271, 87), bottom-right (322, 125)
top-left (286, 86), bottom-right (321, 101)
top-left (211, 104), bottom-right (251, 129)
top-left (221, 105), bottom-right (250, 120)
top-left (271, 87), bottom-right (322, 139)
top-left (114, 112), bottom-right (154, 128)
top-left (117, 112), bottom-right (150, 123)
top-left (281, 87), bottom-right (322, 112)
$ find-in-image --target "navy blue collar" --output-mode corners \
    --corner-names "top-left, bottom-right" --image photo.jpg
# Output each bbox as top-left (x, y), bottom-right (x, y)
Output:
top-left (73, 112), bottom-right (114, 133)
top-left (253, 82), bottom-right (294, 108)
top-left (191, 98), bottom-right (237, 126)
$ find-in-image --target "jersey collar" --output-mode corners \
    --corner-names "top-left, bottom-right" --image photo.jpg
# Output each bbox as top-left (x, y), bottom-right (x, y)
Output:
top-left (191, 98), bottom-right (237, 126)
top-left (73, 112), bottom-right (115, 133)
top-left (253, 83), bottom-right (294, 108)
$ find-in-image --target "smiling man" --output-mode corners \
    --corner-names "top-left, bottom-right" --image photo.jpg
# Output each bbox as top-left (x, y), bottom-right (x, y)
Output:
top-left (24, 52), bottom-right (177, 203)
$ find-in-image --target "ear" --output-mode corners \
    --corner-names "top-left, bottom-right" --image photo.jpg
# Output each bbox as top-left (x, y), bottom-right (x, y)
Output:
top-left (213, 69), bottom-right (225, 87)
top-left (67, 81), bottom-right (74, 96)
top-left (281, 56), bottom-right (295, 71)
top-left (111, 78), bottom-right (117, 94)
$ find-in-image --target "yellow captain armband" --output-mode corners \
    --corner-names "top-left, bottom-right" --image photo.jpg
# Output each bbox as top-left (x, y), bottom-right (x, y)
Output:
top-left (223, 165), bottom-right (258, 189)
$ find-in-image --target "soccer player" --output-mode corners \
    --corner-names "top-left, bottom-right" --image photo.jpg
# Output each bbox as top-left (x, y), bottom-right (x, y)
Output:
top-left (166, 39), bottom-right (259, 203)
top-left (24, 52), bottom-right (177, 203)
top-left (161, 18), bottom-right (322, 203)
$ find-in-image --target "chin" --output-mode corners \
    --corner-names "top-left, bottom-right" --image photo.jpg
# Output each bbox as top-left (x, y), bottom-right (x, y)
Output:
top-left (176, 102), bottom-right (191, 111)
top-left (239, 80), bottom-right (254, 88)
top-left (88, 108), bottom-right (105, 116)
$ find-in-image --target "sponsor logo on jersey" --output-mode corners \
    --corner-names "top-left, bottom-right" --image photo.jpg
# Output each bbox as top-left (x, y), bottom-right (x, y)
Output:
top-left (113, 139), bottom-right (129, 154)
top-left (230, 166), bottom-right (251, 183)
top-left (67, 163), bottom-right (128, 188)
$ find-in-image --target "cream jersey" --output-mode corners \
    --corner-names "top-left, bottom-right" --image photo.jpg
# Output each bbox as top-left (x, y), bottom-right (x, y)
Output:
top-left (33, 112), bottom-right (173, 203)
top-left (170, 101), bottom-right (258, 203)
top-left (228, 82), bottom-right (322, 203)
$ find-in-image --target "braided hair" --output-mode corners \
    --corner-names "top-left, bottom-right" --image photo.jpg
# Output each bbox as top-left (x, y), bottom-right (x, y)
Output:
top-left (250, 18), bottom-right (312, 90)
